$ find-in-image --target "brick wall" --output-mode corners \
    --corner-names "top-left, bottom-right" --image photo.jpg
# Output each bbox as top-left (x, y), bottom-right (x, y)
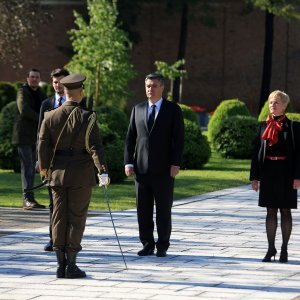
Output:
top-left (1, 1), bottom-right (299, 114)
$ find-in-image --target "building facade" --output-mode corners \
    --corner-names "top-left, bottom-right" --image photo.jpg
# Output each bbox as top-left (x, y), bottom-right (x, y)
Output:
top-left (1, 0), bottom-right (300, 114)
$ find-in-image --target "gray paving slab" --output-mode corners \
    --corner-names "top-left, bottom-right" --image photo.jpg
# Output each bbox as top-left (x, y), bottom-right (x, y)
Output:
top-left (1, 185), bottom-right (300, 299)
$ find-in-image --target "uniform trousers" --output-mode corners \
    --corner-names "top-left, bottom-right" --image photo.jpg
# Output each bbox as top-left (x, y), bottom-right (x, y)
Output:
top-left (17, 145), bottom-right (36, 200)
top-left (51, 186), bottom-right (91, 252)
top-left (135, 174), bottom-right (174, 250)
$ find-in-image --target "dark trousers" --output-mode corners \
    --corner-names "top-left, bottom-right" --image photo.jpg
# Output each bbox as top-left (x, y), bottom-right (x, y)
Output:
top-left (135, 174), bottom-right (174, 250)
top-left (51, 185), bottom-right (91, 252)
top-left (17, 145), bottom-right (36, 200)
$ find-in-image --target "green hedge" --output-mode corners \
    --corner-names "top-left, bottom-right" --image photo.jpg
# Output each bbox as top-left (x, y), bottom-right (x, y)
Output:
top-left (0, 101), bottom-right (20, 171)
top-left (214, 115), bottom-right (258, 158)
top-left (208, 99), bottom-right (251, 150)
top-left (182, 119), bottom-right (211, 169)
top-left (179, 104), bottom-right (198, 124)
top-left (39, 83), bottom-right (53, 98)
top-left (258, 100), bottom-right (293, 121)
top-left (94, 105), bottom-right (129, 139)
top-left (98, 123), bottom-right (126, 183)
top-left (286, 113), bottom-right (300, 122)
top-left (0, 82), bottom-right (17, 111)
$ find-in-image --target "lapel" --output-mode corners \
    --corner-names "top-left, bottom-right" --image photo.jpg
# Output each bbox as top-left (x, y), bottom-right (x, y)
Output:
top-left (51, 96), bottom-right (56, 108)
top-left (142, 101), bottom-right (148, 132)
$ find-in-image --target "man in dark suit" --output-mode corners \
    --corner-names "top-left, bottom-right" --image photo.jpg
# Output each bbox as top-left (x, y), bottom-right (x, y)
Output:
top-left (12, 68), bottom-right (46, 210)
top-left (37, 68), bottom-right (69, 252)
top-left (38, 73), bottom-right (109, 278)
top-left (124, 72), bottom-right (184, 257)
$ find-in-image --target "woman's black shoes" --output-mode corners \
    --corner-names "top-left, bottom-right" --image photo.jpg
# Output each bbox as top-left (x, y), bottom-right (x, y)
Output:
top-left (262, 248), bottom-right (277, 262)
top-left (279, 249), bottom-right (288, 263)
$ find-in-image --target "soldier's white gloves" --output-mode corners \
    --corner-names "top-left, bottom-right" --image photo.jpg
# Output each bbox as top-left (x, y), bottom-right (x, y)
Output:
top-left (98, 173), bottom-right (110, 187)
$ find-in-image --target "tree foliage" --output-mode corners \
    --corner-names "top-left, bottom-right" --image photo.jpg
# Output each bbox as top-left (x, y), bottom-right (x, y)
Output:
top-left (67, 0), bottom-right (135, 109)
top-left (0, 0), bottom-right (52, 69)
top-left (246, 0), bottom-right (300, 19)
top-left (244, 0), bottom-right (300, 112)
top-left (155, 59), bottom-right (187, 100)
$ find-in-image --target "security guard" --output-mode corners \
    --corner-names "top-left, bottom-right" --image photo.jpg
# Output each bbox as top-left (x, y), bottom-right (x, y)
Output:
top-left (38, 73), bottom-right (109, 279)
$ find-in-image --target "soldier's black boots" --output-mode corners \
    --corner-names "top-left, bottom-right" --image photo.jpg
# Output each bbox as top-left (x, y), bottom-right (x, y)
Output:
top-left (55, 250), bottom-right (66, 278)
top-left (65, 251), bottom-right (86, 279)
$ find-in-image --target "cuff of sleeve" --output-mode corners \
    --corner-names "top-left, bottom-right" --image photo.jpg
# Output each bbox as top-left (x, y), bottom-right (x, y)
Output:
top-left (125, 164), bottom-right (134, 168)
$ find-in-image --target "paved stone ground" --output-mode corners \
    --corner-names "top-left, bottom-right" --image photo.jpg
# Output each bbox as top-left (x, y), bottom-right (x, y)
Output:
top-left (1, 185), bottom-right (300, 300)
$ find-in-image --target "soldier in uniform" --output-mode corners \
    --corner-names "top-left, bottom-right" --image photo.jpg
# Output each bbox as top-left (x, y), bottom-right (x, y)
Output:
top-left (38, 73), bottom-right (109, 279)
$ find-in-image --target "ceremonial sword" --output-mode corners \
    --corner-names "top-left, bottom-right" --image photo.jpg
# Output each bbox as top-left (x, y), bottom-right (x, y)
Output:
top-left (102, 186), bottom-right (128, 270)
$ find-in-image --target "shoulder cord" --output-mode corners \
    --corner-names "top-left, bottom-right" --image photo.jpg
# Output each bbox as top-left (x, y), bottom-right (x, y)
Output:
top-left (85, 112), bottom-right (97, 154)
top-left (48, 107), bottom-right (79, 173)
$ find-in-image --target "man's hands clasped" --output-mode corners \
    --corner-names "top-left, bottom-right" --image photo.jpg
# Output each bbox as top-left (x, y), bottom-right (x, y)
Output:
top-left (98, 173), bottom-right (110, 188)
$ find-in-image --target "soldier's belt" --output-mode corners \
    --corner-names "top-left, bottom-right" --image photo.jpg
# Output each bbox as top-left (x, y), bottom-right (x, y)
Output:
top-left (56, 149), bottom-right (88, 156)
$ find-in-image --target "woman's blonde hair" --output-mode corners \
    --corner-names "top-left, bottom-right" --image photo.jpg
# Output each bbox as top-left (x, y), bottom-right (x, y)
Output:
top-left (268, 90), bottom-right (290, 105)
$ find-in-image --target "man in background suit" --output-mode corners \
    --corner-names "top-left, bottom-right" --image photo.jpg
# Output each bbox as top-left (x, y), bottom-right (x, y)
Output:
top-left (38, 68), bottom-right (70, 132)
top-left (12, 68), bottom-right (46, 210)
top-left (37, 68), bottom-right (69, 252)
top-left (124, 72), bottom-right (184, 257)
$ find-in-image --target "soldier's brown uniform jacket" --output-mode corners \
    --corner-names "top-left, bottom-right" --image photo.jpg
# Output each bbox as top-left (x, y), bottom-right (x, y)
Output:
top-left (38, 101), bottom-right (106, 186)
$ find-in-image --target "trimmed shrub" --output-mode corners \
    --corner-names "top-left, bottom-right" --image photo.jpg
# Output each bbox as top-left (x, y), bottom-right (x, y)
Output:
top-left (214, 115), bottom-right (258, 158)
top-left (208, 99), bottom-right (250, 149)
top-left (179, 104), bottom-right (198, 124)
top-left (98, 123), bottom-right (126, 183)
top-left (182, 119), bottom-right (211, 169)
top-left (39, 83), bottom-right (52, 98)
top-left (0, 101), bottom-right (20, 172)
top-left (286, 112), bottom-right (300, 122)
top-left (94, 105), bottom-right (129, 139)
top-left (13, 81), bottom-right (23, 89)
top-left (0, 82), bottom-right (17, 111)
top-left (258, 100), bottom-right (293, 121)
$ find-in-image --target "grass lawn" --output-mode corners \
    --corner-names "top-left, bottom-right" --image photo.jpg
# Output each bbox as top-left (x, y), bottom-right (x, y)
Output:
top-left (0, 151), bottom-right (251, 210)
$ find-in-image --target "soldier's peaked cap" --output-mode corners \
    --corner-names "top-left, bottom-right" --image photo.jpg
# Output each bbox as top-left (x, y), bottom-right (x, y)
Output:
top-left (60, 73), bottom-right (86, 90)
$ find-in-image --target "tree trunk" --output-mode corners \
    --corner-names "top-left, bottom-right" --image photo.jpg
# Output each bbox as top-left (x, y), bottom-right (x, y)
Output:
top-left (172, 0), bottom-right (188, 103)
top-left (259, 10), bottom-right (274, 113)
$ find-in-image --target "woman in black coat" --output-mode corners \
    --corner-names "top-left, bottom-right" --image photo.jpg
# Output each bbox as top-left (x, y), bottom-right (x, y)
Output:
top-left (250, 90), bottom-right (300, 263)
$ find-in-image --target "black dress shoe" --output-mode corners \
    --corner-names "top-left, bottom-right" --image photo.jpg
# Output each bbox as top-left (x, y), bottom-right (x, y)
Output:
top-left (44, 241), bottom-right (53, 252)
top-left (137, 244), bottom-right (154, 256)
top-left (156, 249), bottom-right (167, 257)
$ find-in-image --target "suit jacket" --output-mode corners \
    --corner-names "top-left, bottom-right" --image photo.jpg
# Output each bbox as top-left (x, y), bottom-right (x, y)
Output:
top-left (38, 101), bottom-right (106, 187)
top-left (38, 95), bottom-right (55, 134)
top-left (250, 118), bottom-right (300, 181)
top-left (12, 84), bottom-right (46, 145)
top-left (124, 98), bottom-right (184, 175)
